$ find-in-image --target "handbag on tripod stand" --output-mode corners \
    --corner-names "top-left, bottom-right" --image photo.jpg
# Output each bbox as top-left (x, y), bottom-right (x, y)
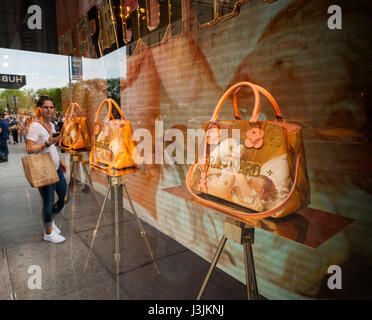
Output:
top-left (186, 82), bottom-right (310, 220)
top-left (89, 98), bottom-right (137, 173)
top-left (59, 102), bottom-right (91, 151)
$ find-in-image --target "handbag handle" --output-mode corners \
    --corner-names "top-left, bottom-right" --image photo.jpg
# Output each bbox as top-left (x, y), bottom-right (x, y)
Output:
top-left (186, 154), bottom-right (301, 220)
top-left (65, 102), bottom-right (85, 119)
top-left (33, 107), bottom-right (43, 122)
top-left (95, 98), bottom-right (126, 122)
top-left (210, 82), bottom-right (260, 123)
top-left (233, 84), bottom-right (284, 122)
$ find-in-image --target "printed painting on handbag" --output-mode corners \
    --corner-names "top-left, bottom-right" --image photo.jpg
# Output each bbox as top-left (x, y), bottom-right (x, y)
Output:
top-left (186, 82), bottom-right (310, 219)
top-left (59, 102), bottom-right (91, 151)
top-left (89, 98), bottom-right (137, 173)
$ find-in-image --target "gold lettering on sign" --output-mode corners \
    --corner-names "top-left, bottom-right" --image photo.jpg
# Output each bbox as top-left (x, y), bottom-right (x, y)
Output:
top-left (87, 6), bottom-right (103, 58)
top-left (119, 0), bottom-right (183, 55)
top-left (77, 16), bottom-right (89, 57)
top-left (58, 29), bottom-right (74, 56)
top-left (170, 0), bottom-right (184, 37)
top-left (119, 0), bottom-right (139, 44)
top-left (146, 0), bottom-right (160, 31)
top-left (58, 35), bottom-right (64, 55)
top-left (191, 0), bottom-right (247, 27)
top-left (99, 0), bottom-right (119, 50)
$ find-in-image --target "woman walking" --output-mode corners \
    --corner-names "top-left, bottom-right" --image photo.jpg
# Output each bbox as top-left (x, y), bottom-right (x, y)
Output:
top-left (10, 117), bottom-right (19, 144)
top-left (26, 96), bottom-right (68, 243)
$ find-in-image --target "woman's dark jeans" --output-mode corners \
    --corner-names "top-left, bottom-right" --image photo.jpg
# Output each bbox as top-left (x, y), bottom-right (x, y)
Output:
top-left (39, 168), bottom-right (69, 229)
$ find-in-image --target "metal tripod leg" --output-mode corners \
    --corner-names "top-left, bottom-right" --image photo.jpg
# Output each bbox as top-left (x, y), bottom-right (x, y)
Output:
top-left (113, 183), bottom-right (121, 300)
top-left (122, 180), bottom-right (160, 274)
top-left (197, 235), bottom-right (228, 300)
top-left (61, 156), bottom-right (75, 218)
top-left (84, 185), bottom-right (111, 269)
top-left (68, 158), bottom-right (79, 292)
top-left (243, 229), bottom-right (259, 300)
top-left (197, 219), bottom-right (259, 300)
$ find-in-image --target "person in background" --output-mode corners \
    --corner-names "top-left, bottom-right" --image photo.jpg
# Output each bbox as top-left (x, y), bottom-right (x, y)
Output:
top-left (18, 117), bottom-right (24, 143)
top-left (0, 112), bottom-right (10, 162)
top-left (10, 117), bottom-right (19, 144)
top-left (26, 96), bottom-right (69, 243)
top-left (57, 113), bottom-right (64, 133)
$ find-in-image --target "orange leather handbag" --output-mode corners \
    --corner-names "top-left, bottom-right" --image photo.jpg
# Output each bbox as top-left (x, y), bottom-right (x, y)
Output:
top-left (186, 82), bottom-right (310, 220)
top-left (89, 98), bottom-right (137, 173)
top-left (59, 103), bottom-right (91, 151)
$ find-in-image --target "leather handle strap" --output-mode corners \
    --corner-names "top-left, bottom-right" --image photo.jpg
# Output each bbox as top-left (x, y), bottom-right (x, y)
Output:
top-left (107, 98), bottom-right (126, 120)
top-left (95, 99), bottom-right (113, 122)
top-left (33, 107), bottom-right (43, 122)
top-left (186, 154), bottom-right (300, 220)
top-left (233, 84), bottom-right (284, 122)
top-left (210, 82), bottom-right (260, 123)
top-left (65, 103), bottom-right (85, 119)
top-left (58, 122), bottom-right (66, 149)
top-left (95, 98), bottom-right (126, 122)
top-left (64, 103), bottom-right (74, 118)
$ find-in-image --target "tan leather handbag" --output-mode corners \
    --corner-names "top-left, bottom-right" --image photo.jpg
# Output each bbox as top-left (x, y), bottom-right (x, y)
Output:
top-left (59, 103), bottom-right (91, 151)
top-left (186, 82), bottom-right (310, 219)
top-left (89, 98), bottom-right (137, 173)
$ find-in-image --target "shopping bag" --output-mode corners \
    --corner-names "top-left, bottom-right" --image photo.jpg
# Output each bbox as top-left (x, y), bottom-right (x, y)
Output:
top-left (21, 152), bottom-right (59, 188)
top-left (186, 82), bottom-right (310, 219)
top-left (89, 98), bottom-right (137, 173)
top-left (59, 102), bottom-right (91, 151)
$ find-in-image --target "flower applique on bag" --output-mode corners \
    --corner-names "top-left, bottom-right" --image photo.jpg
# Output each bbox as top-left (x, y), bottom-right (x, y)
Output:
top-left (89, 98), bottom-right (138, 174)
top-left (186, 82), bottom-right (310, 219)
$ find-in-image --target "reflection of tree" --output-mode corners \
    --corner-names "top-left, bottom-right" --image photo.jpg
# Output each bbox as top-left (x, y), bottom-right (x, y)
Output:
top-left (107, 78), bottom-right (120, 106)
top-left (0, 89), bottom-right (26, 112)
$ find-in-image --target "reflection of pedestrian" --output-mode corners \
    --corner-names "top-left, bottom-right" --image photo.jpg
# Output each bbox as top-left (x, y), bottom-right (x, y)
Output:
top-left (10, 117), bottom-right (19, 144)
top-left (26, 96), bottom-right (69, 243)
top-left (0, 112), bottom-right (10, 162)
top-left (57, 114), bottom-right (64, 132)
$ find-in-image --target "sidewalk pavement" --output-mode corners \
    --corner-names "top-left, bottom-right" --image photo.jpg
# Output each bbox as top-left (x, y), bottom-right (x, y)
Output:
top-left (0, 142), bottom-right (247, 300)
